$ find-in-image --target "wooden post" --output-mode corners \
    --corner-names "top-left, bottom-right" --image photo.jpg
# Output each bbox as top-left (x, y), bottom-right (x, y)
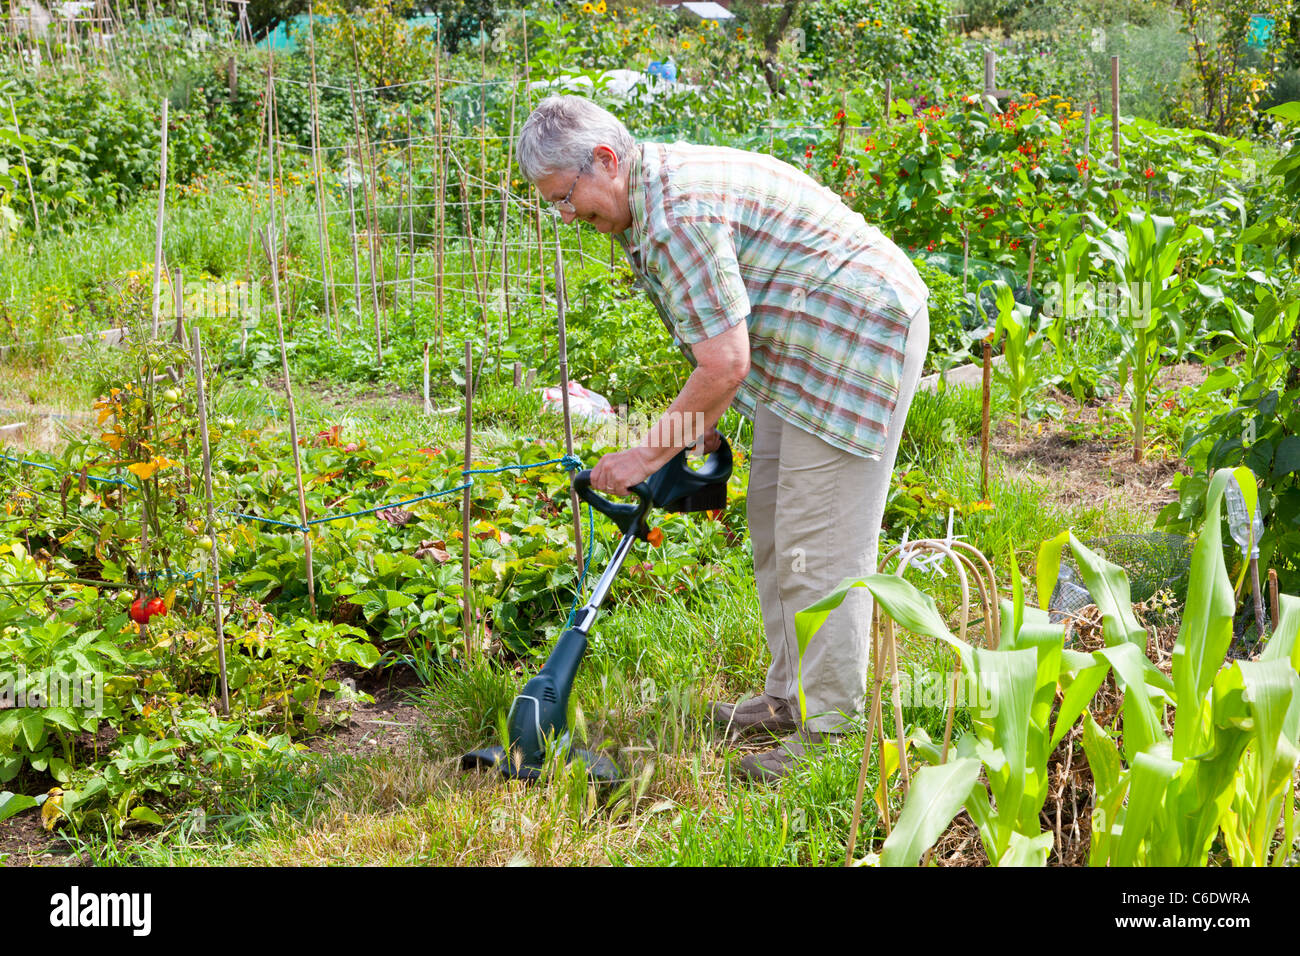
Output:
top-left (423, 341), bottom-right (432, 414)
top-left (192, 328), bottom-right (229, 715)
top-left (983, 48), bottom-right (995, 99)
top-left (1269, 568), bottom-right (1280, 633)
top-left (227, 55), bottom-right (237, 105)
top-left (1110, 56), bottom-right (1120, 165)
top-left (555, 231), bottom-right (583, 565)
top-left (305, 3), bottom-right (336, 340)
top-left (462, 341), bottom-right (475, 662)
top-left (260, 227), bottom-right (316, 618)
top-left (1026, 239), bottom-right (1037, 293)
top-left (170, 268), bottom-right (186, 381)
top-left (980, 340), bottom-right (992, 501)
top-left (434, 29), bottom-right (447, 349)
top-left (961, 223), bottom-right (970, 295)
top-left (406, 110), bottom-right (417, 317)
top-left (345, 145), bottom-right (363, 323)
top-left (151, 98), bottom-right (169, 339)
top-left (834, 89), bottom-right (848, 158)
top-left (349, 82), bottom-right (382, 363)
top-left (1083, 102), bottom-right (1092, 160)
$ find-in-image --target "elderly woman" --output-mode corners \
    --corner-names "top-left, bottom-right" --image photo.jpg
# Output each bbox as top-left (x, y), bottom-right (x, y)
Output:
top-left (516, 95), bottom-right (929, 782)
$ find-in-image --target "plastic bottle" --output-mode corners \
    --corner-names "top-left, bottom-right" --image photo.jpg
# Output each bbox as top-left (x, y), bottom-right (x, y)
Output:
top-left (1224, 476), bottom-right (1263, 561)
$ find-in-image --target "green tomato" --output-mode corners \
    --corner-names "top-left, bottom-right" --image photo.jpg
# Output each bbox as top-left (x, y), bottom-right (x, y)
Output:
top-left (116, 589), bottom-right (135, 605)
top-left (163, 388), bottom-right (181, 403)
top-left (197, 535), bottom-right (214, 551)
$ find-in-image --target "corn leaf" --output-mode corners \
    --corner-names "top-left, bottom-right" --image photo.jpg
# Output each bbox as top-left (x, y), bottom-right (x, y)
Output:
top-left (1051, 654), bottom-right (1111, 751)
top-left (1171, 468), bottom-right (1245, 760)
top-left (1066, 534), bottom-right (1147, 648)
top-left (1114, 748), bottom-right (1181, 866)
top-left (879, 757), bottom-right (982, 867)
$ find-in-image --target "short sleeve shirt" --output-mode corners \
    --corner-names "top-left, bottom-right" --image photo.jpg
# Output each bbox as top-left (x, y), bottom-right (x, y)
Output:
top-left (614, 141), bottom-right (929, 461)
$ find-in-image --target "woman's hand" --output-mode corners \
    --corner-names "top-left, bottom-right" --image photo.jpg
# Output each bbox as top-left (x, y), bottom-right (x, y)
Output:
top-left (590, 445), bottom-right (658, 496)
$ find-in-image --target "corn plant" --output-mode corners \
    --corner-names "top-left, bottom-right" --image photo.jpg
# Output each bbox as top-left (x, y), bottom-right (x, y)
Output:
top-left (795, 532), bottom-right (1148, 866)
top-left (978, 279), bottom-right (1045, 438)
top-left (1090, 210), bottom-right (1203, 462)
top-left (802, 466), bottom-right (1300, 866)
top-left (1053, 467), bottom-right (1300, 866)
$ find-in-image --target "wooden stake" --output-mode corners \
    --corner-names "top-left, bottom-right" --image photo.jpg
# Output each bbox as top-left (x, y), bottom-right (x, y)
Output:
top-left (554, 230), bottom-right (583, 564)
top-left (980, 340), bottom-right (992, 501)
top-left (422, 341), bottom-right (433, 414)
top-left (462, 341), bottom-right (475, 662)
top-left (349, 82), bottom-right (382, 364)
top-left (1083, 102), bottom-right (1092, 160)
top-left (434, 29), bottom-right (446, 351)
top-left (1026, 239), bottom-right (1037, 293)
top-left (1269, 568), bottom-right (1280, 633)
top-left (345, 145), bottom-right (363, 323)
top-left (1111, 56), bottom-right (1120, 165)
top-left (406, 109), bottom-right (417, 318)
top-left (260, 226), bottom-right (316, 618)
top-left (151, 98), bottom-right (169, 339)
top-left (983, 48), bottom-right (995, 99)
top-left (306, 3), bottom-right (336, 339)
top-left (883, 78), bottom-right (892, 126)
top-left (192, 328), bottom-right (229, 715)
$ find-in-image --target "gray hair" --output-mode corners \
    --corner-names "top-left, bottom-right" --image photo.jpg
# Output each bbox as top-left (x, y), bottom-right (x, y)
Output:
top-left (516, 95), bottom-right (637, 183)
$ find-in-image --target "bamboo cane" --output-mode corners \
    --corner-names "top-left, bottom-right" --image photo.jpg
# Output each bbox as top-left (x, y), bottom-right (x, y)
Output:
top-left (150, 98), bottom-right (169, 339)
top-left (306, 2), bottom-right (336, 340)
top-left (260, 226), bottom-right (316, 618)
top-left (462, 340), bottom-right (474, 662)
top-left (349, 82), bottom-right (382, 364)
top-left (554, 230), bottom-right (583, 564)
top-left (192, 328), bottom-right (229, 715)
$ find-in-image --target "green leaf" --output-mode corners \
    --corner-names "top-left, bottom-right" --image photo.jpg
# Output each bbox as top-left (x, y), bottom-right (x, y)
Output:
top-left (1172, 469), bottom-right (1242, 760)
top-left (19, 711), bottom-right (45, 752)
top-left (0, 791), bottom-right (38, 822)
top-left (129, 805), bottom-right (165, 826)
top-left (1081, 711), bottom-right (1122, 796)
top-left (1265, 102), bottom-right (1300, 123)
top-left (879, 757), bottom-right (982, 867)
top-left (1114, 749), bottom-right (1181, 866)
top-left (1051, 655), bottom-right (1111, 751)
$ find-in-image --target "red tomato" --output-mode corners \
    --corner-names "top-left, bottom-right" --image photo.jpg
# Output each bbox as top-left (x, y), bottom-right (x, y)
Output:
top-left (145, 597), bottom-right (167, 620)
top-left (130, 598), bottom-right (150, 624)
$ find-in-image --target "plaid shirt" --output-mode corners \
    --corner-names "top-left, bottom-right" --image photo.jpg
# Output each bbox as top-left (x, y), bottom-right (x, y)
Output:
top-left (614, 141), bottom-right (928, 460)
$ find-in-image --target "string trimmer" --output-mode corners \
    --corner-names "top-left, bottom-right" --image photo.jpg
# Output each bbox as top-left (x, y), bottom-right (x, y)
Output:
top-left (462, 437), bottom-right (733, 782)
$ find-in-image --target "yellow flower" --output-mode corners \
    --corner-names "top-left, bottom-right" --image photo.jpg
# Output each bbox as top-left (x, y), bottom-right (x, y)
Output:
top-left (594, 0), bottom-right (606, 12)
top-left (682, 39), bottom-right (691, 49)
top-left (582, 2), bottom-right (592, 12)
top-left (873, 18), bottom-right (882, 27)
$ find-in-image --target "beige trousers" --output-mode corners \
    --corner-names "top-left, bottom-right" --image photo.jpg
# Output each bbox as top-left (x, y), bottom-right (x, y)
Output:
top-left (746, 305), bottom-right (929, 732)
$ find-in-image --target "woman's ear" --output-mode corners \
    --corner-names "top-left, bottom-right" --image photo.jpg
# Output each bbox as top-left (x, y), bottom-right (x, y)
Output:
top-left (593, 144), bottom-right (619, 176)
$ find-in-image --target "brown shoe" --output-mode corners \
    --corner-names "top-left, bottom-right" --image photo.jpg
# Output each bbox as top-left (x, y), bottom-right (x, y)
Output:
top-left (738, 730), bottom-right (838, 784)
top-left (709, 693), bottom-right (797, 737)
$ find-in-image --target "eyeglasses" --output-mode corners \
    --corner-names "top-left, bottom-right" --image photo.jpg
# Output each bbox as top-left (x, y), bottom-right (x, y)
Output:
top-left (551, 169), bottom-right (585, 215)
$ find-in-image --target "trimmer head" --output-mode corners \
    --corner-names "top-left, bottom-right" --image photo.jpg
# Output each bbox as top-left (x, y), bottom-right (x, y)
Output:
top-left (460, 744), bottom-right (622, 782)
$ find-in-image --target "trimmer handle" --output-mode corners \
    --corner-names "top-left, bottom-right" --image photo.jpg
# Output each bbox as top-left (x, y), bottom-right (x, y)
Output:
top-left (572, 472), bottom-right (654, 540)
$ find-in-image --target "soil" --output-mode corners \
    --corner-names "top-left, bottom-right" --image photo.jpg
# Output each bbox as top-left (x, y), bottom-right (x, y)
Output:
top-left (985, 363), bottom-right (1207, 518)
